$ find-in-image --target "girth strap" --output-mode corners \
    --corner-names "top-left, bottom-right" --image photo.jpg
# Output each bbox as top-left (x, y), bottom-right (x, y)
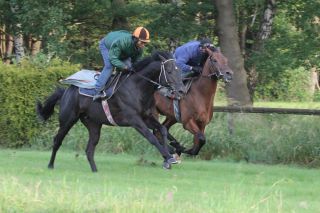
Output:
top-left (173, 99), bottom-right (181, 122)
top-left (101, 100), bottom-right (118, 126)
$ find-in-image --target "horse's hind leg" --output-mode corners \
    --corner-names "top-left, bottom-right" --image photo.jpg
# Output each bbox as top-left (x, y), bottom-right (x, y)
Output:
top-left (80, 117), bottom-right (102, 172)
top-left (48, 117), bottom-right (78, 169)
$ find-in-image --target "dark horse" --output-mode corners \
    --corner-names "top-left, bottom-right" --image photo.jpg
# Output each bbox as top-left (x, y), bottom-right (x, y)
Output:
top-left (154, 48), bottom-right (233, 156)
top-left (37, 51), bottom-right (185, 172)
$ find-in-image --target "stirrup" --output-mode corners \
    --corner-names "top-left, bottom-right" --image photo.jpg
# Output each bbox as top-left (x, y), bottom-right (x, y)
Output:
top-left (93, 91), bottom-right (106, 101)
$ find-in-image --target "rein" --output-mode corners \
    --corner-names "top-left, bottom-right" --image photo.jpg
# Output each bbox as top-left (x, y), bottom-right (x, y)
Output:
top-left (134, 58), bottom-right (175, 89)
top-left (106, 58), bottom-right (176, 98)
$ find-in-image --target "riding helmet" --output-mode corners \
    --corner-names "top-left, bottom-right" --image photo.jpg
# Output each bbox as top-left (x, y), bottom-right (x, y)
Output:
top-left (132, 27), bottom-right (150, 43)
top-left (199, 38), bottom-right (214, 48)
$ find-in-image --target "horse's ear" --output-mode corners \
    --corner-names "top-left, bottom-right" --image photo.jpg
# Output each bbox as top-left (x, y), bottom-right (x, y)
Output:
top-left (158, 54), bottom-right (166, 62)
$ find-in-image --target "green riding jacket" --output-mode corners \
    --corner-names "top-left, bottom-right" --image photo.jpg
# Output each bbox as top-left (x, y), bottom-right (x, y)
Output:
top-left (104, 30), bottom-right (143, 70)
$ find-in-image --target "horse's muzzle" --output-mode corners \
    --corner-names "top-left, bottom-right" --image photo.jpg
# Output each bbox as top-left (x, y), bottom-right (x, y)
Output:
top-left (171, 84), bottom-right (186, 100)
top-left (223, 72), bottom-right (233, 83)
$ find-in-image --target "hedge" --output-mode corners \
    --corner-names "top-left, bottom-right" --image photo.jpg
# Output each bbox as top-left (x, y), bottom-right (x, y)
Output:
top-left (0, 59), bottom-right (80, 147)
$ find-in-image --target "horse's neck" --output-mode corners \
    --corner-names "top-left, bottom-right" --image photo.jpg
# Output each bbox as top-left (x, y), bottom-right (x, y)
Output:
top-left (192, 77), bottom-right (217, 103)
top-left (138, 61), bottom-right (160, 82)
top-left (130, 61), bottom-right (160, 100)
top-left (194, 58), bottom-right (218, 100)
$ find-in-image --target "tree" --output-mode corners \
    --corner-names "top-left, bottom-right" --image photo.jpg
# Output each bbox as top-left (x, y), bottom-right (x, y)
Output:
top-left (213, 0), bottom-right (251, 106)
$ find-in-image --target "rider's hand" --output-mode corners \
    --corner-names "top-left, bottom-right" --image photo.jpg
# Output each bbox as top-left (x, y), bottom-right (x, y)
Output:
top-left (125, 66), bottom-right (135, 73)
top-left (191, 66), bottom-right (202, 73)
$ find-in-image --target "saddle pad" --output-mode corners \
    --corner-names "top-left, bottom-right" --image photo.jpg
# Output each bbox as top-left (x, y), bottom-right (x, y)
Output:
top-left (60, 69), bottom-right (100, 89)
top-left (79, 88), bottom-right (95, 97)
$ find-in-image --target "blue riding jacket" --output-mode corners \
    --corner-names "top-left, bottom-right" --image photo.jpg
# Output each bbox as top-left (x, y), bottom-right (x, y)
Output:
top-left (174, 40), bottom-right (204, 74)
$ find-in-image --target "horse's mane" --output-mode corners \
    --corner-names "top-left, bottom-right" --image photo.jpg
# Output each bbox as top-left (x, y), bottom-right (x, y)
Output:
top-left (133, 50), bottom-right (173, 71)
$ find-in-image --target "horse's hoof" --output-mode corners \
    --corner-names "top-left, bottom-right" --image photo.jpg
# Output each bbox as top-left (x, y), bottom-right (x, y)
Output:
top-left (167, 157), bottom-right (178, 164)
top-left (162, 161), bottom-right (172, 170)
top-left (48, 165), bottom-right (54, 169)
top-left (173, 154), bottom-right (182, 164)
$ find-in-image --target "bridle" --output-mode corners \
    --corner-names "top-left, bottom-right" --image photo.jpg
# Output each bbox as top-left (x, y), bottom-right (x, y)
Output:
top-left (200, 55), bottom-right (223, 80)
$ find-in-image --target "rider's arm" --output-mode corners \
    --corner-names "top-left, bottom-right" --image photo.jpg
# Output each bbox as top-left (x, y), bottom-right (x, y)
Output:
top-left (175, 50), bottom-right (192, 73)
top-left (108, 41), bottom-right (127, 70)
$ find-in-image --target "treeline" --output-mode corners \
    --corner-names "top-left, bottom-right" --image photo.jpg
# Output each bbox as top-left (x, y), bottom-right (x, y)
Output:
top-left (0, 0), bottom-right (319, 101)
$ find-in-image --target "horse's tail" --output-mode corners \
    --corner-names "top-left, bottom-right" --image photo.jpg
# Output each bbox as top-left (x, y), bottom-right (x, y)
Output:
top-left (36, 87), bottom-right (65, 121)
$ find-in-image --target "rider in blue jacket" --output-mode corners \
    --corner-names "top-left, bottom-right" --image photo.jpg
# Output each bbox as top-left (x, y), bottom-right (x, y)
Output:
top-left (174, 38), bottom-right (215, 78)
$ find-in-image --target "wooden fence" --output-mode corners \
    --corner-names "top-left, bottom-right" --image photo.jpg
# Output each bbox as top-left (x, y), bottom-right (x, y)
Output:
top-left (214, 106), bottom-right (320, 115)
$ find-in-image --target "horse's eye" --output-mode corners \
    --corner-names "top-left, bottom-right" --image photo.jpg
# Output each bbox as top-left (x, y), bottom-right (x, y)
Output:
top-left (210, 58), bottom-right (217, 63)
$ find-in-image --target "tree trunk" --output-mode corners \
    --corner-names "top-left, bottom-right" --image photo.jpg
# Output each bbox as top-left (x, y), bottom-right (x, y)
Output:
top-left (248, 0), bottom-right (276, 101)
top-left (0, 26), bottom-right (4, 59)
top-left (14, 34), bottom-right (25, 63)
top-left (213, 0), bottom-right (251, 106)
top-left (10, 2), bottom-right (25, 63)
top-left (310, 67), bottom-right (320, 96)
top-left (253, 0), bottom-right (276, 51)
top-left (30, 36), bottom-right (42, 56)
top-left (5, 35), bottom-right (13, 64)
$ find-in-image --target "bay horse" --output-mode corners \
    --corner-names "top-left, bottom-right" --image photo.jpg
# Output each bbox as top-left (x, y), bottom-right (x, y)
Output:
top-left (154, 48), bottom-right (233, 156)
top-left (36, 51), bottom-right (185, 172)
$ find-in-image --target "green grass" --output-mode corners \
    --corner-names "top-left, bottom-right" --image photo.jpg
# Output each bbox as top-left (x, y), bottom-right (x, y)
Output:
top-left (0, 149), bottom-right (319, 213)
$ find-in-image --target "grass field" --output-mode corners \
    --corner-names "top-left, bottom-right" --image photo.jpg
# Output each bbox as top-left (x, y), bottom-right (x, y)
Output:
top-left (0, 149), bottom-right (319, 213)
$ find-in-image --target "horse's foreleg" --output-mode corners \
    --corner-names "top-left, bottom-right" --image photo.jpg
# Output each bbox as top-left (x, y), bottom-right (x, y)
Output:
top-left (145, 116), bottom-right (172, 157)
top-left (132, 117), bottom-right (175, 169)
top-left (183, 120), bottom-right (206, 155)
top-left (81, 117), bottom-right (102, 172)
top-left (162, 118), bottom-right (186, 155)
top-left (48, 119), bottom-right (78, 169)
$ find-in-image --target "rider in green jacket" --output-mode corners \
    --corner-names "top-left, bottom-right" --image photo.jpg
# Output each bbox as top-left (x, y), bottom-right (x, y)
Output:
top-left (93, 27), bottom-right (150, 100)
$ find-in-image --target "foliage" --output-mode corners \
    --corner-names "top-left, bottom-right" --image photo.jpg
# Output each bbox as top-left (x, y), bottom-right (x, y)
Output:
top-left (1, 0), bottom-right (319, 102)
top-left (255, 66), bottom-right (312, 101)
top-left (246, 4), bottom-right (320, 101)
top-left (0, 60), bottom-right (79, 147)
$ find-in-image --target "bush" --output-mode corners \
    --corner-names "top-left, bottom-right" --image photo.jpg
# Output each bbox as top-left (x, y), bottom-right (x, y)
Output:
top-left (255, 67), bottom-right (313, 101)
top-left (0, 59), bottom-right (80, 147)
top-left (196, 113), bottom-right (320, 166)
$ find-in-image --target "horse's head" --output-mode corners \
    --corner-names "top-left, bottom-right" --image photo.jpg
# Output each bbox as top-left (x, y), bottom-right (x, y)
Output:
top-left (202, 47), bottom-right (233, 83)
top-left (154, 51), bottom-right (185, 97)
